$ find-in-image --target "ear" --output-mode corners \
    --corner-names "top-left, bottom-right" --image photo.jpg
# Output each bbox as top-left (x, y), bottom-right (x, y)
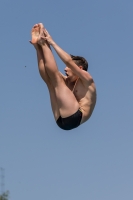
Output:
top-left (79, 66), bottom-right (83, 70)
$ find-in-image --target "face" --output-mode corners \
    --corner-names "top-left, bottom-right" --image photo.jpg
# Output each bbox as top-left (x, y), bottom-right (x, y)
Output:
top-left (64, 65), bottom-right (83, 81)
top-left (64, 66), bottom-right (76, 80)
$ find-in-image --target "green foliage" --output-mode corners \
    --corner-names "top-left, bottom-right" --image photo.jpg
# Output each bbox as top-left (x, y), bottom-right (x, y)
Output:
top-left (0, 191), bottom-right (9, 200)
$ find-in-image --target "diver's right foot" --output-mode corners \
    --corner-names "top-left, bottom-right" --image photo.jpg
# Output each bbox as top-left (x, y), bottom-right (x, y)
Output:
top-left (30, 24), bottom-right (40, 44)
top-left (37, 23), bottom-right (46, 45)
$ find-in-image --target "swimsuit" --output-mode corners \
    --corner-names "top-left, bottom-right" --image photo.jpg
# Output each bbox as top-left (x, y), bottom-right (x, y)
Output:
top-left (56, 78), bottom-right (82, 130)
top-left (56, 109), bottom-right (82, 130)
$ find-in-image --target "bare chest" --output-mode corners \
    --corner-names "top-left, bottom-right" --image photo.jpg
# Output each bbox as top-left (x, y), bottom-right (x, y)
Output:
top-left (74, 83), bottom-right (88, 101)
top-left (67, 80), bottom-right (88, 101)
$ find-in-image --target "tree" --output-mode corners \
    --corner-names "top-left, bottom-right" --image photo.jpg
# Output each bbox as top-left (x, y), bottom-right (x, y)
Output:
top-left (0, 191), bottom-right (9, 200)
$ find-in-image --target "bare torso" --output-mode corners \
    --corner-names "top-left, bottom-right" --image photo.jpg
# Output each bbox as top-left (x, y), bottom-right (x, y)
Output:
top-left (65, 77), bottom-right (96, 124)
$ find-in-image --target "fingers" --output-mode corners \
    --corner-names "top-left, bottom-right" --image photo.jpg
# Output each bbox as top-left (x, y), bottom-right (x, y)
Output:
top-left (41, 36), bottom-right (47, 40)
top-left (43, 28), bottom-right (49, 36)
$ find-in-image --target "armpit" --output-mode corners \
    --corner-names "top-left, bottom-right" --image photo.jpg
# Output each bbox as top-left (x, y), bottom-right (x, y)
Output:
top-left (59, 72), bottom-right (67, 80)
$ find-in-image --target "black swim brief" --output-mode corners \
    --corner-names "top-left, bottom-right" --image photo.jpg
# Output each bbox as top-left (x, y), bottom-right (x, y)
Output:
top-left (56, 109), bottom-right (82, 130)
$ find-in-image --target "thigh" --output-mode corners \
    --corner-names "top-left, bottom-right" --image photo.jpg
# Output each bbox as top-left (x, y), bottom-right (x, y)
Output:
top-left (39, 69), bottom-right (60, 121)
top-left (55, 87), bottom-right (79, 118)
top-left (54, 77), bottom-right (79, 118)
top-left (39, 64), bottom-right (78, 120)
top-left (47, 77), bottom-right (79, 120)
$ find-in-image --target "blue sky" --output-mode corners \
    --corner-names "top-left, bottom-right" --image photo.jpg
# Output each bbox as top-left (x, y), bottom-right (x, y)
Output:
top-left (0, 0), bottom-right (133, 199)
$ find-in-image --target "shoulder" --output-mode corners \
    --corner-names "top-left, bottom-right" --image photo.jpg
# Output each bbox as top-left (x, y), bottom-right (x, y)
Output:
top-left (79, 70), bottom-right (94, 86)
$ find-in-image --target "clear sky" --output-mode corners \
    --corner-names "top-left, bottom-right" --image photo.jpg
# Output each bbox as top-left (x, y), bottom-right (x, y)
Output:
top-left (0, 0), bottom-right (133, 199)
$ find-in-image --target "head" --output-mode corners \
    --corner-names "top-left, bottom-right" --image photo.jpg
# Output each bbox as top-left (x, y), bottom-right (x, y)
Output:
top-left (64, 55), bottom-right (88, 81)
top-left (70, 55), bottom-right (88, 71)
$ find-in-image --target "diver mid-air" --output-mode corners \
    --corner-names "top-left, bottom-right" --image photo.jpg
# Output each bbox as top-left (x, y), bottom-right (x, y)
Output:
top-left (29, 23), bottom-right (96, 130)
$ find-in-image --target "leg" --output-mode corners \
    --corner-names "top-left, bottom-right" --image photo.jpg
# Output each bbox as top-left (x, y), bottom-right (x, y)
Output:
top-left (37, 27), bottom-right (79, 118)
top-left (34, 43), bottom-right (49, 82)
top-left (32, 43), bottom-right (61, 120)
top-left (31, 23), bottom-right (79, 119)
top-left (30, 24), bottom-right (60, 120)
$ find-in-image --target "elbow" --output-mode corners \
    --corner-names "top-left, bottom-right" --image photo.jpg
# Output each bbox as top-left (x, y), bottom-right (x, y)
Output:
top-left (88, 77), bottom-right (94, 84)
top-left (86, 74), bottom-right (93, 83)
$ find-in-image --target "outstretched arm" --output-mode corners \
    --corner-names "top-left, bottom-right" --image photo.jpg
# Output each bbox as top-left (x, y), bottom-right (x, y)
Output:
top-left (42, 29), bottom-right (92, 84)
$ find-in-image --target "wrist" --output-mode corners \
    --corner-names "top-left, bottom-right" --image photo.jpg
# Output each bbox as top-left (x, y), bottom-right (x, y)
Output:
top-left (51, 41), bottom-right (56, 47)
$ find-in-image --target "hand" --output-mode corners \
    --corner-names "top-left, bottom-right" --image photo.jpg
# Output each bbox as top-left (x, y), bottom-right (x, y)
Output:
top-left (41, 29), bottom-right (55, 46)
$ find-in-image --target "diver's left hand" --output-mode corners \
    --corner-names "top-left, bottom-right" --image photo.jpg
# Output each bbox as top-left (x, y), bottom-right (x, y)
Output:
top-left (41, 29), bottom-right (55, 46)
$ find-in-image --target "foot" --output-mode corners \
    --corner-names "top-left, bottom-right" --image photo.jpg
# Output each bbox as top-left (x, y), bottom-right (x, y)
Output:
top-left (29, 24), bottom-right (40, 44)
top-left (30, 23), bottom-right (45, 44)
top-left (37, 23), bottom-right (46, 45)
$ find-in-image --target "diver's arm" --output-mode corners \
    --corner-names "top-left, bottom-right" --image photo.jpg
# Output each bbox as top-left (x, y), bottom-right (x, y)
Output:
top-left (43, 29), bottom-right (92, 84)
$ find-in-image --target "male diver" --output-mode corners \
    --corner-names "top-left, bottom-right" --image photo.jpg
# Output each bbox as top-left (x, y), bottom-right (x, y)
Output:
top-left (30, 23), bottom-right (96, 130)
